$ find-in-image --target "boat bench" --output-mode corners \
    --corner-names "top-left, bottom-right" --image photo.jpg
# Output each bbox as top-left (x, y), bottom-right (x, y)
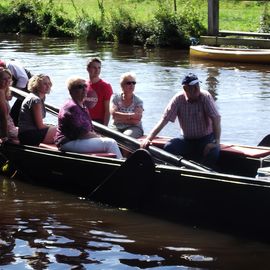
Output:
top-left (139, 136), bottom-right (270, 159)
top-left (39, 143), bottom-right (117, 158)
top-left (220, 144), bottom-right (270, 158)
top-left (39, 140), bottom-right (270, 160)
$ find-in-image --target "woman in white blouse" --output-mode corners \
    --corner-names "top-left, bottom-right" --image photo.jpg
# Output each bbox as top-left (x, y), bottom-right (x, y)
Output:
top-left (110, 72), bottom-right (144, 139)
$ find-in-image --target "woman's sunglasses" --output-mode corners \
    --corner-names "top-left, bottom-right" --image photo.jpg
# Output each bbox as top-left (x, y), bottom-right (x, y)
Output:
top-left (74, 84), bottom-right (87, 90)
top-left (125, 81), bottom-right (136, 85)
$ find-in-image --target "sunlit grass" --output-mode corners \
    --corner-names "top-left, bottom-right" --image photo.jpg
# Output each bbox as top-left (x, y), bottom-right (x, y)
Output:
top-left (219, 1), bottom-right (267, 31)
top-left (51, 0), bottom-right (164, 22)
top-left (1, 0), bottom-right (269, 32)
top-left (53, 0), bottom-right (268, 32)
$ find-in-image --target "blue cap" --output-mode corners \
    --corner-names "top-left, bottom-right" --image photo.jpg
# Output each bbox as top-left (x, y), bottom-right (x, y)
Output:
top-left (182, 73), bottom-right (200, 85)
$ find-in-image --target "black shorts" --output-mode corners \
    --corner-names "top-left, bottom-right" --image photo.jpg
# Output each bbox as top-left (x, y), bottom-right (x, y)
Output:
top-left (18, 128), bottom-right (49, 146)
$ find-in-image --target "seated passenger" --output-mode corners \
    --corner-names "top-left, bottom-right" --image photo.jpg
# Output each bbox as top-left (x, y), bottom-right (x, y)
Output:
top-left (54, 76), bottom-right (122, 159)
top-left (18, 74), bottom-right (57, 146)
top-left (110, 72), bottom-right (144, 139)
top-left (0, 59), bottom-right (32, 126)
top-left (0, 67), bottom-right (18, 142)
top-left (141, 73), bottom-right (221, 169)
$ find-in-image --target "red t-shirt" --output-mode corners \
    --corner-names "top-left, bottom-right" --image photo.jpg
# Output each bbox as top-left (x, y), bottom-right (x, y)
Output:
top-left (85, 79), bottom-right (113, 123)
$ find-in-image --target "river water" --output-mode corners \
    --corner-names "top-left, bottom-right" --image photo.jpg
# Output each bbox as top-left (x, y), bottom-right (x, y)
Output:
top-left (1, 34), bottom-right (270, 269)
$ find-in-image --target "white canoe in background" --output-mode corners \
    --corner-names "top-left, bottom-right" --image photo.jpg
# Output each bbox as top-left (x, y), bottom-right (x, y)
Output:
top-left (189, 45), bottom-right (270, 64)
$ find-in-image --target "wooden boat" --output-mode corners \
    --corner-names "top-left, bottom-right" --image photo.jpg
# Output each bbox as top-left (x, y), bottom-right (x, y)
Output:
top-left (189, 45), bottom-right (270, 64)
top-left (2, 88), bottom-right (270, 239)
top-left (2, 136), bottom-right (270, 237)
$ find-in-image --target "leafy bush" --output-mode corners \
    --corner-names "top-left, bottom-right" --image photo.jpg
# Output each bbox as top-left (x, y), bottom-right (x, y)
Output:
top-left (143, 2), bottom-right (206, 48)
top-left (77, 17), bottom-right (112, 41)
top-left (110, 7), bottom-right (139, 44)
top-left (0, 0), bottom-right (206, 48)
top-left (0, 0), bottom-right (76, 37)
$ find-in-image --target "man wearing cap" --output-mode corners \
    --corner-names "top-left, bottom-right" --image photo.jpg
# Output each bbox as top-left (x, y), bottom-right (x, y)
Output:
top-left (141, 72), bottom-right (221, 169)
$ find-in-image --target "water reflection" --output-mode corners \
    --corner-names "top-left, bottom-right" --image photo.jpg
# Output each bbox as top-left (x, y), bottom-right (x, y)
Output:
top-left (2, 176), bottom-right (270, 269)
top-left (1, 177), bottom-right (217, 269)
top-left (205, 68), bottom-right (220, 99)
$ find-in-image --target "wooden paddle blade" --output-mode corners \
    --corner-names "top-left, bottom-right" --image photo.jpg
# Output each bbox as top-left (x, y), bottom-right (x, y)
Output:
top-left (258, 135), bottom-right (270, 147)
top-left (90, 149), bottom-right (155, 209)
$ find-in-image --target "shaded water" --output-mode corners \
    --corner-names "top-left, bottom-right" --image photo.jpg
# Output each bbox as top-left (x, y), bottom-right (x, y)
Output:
top-left (1, 34), bottom-right (270, 269)
top-left (2, 176), bottom-right (270, 270)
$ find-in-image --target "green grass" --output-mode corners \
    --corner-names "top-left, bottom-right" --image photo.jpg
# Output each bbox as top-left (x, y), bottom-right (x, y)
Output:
top-left (219, 1), bottom-right (267, 31)
top-left (1, 0), bottom-right (269, 32)
top-left (49, 0), bottom-right (167, 22)
top-left (52, 0), bottom-right (269, 32)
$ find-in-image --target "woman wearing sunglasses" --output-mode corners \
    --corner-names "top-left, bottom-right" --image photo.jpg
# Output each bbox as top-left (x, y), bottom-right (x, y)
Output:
top-left (110, 72), bottom-right (144, 139)
top-left (54, 77), bottom-right (122, 159)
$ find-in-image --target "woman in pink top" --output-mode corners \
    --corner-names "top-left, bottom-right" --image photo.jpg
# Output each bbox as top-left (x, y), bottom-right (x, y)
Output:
top-left (55, 76), bottom-right (122, 159)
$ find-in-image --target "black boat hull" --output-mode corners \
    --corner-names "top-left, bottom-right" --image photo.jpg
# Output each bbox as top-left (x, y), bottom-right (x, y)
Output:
top-left (2, 142), bottom-right (270, 239)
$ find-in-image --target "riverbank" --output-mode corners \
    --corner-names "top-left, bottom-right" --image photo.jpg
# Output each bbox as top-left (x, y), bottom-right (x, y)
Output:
top-left (0, 0), bottom-right (269, 48)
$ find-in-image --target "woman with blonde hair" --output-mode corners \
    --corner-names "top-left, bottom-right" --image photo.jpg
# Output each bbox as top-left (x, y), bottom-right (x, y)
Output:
top-left (18, 74), bottom-right (57, 146)
top-left (110, 72), bottom-right (144, 138)
top-left (0, 67), bottom-right (18, 142)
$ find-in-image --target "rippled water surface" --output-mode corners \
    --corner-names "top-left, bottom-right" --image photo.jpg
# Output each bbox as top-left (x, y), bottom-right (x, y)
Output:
top-left (1, 176), bottom-right (270, 270)
top-left (1, 34), bottom-right (270, 269)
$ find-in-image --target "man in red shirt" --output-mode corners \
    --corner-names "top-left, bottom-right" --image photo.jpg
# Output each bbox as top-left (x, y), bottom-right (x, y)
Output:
top-left (85, 57), bottom-right (113, 126)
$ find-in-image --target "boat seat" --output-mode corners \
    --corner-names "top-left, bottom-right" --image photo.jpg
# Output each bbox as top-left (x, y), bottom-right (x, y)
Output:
top-left (137, 137), bottom-right (270, 158)
top-left (220, 144), bottom-right (270, 158)
top-left (39, 143), bottom-right (117, 158)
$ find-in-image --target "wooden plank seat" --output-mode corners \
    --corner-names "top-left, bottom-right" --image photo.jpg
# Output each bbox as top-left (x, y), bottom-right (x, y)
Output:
top-left (39, 140), bottom-right (270, 160)
top-left (39, 143), bottom-right (117, 158)
top-left (138, 136), bottom-right (270, 159)
top-left (220, 144), bottom-right (270, 158)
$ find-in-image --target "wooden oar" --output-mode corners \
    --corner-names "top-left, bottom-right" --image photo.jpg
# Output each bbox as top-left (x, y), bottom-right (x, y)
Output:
top-left (10, 87), bottom-right (211, 172)
top-left (93, 122), bottom-right (211, 172)
top-left (10, 87), bottom-right (28, 98)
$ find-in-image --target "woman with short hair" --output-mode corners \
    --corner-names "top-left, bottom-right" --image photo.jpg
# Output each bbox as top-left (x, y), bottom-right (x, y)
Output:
top-left (110, 72), bottom-right (144, 139)
top-left (54, 76), bottom-right (122, 159)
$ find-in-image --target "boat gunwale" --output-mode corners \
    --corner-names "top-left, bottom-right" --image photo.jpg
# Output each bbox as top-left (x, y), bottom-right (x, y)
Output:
top-left (4, 141), bottom-right (270, 189)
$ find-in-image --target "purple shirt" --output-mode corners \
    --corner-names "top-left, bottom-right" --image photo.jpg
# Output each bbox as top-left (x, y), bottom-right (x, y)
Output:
top-left (55, 99), bottom-right (94, 147)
